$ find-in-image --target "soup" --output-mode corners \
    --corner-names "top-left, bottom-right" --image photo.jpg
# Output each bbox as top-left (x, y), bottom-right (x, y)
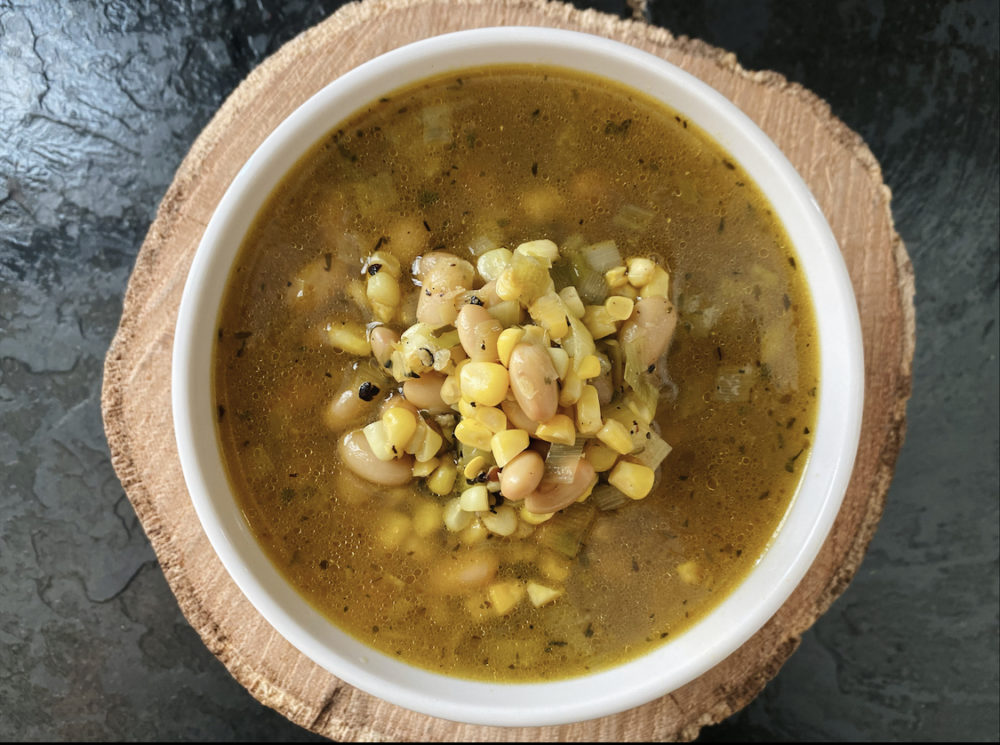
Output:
top-left (213, 65), bottom-right (819, 681)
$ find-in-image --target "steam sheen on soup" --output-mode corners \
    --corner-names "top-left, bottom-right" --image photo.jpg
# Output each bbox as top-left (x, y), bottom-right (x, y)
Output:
top-left (213, 66), bottom-right (819, 681)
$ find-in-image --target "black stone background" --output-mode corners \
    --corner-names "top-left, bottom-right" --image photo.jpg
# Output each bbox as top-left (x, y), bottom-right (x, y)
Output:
top-left (1, 0), bottom-right (997, 740)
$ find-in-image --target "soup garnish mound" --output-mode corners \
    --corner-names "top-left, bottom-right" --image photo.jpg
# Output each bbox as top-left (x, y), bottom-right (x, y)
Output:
top-left (214, 65), bottom-right (819, 682)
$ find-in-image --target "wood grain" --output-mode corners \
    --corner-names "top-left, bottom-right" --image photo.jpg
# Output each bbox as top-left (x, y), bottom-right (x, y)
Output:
top-left (101, 0), bottom-right (914, 740)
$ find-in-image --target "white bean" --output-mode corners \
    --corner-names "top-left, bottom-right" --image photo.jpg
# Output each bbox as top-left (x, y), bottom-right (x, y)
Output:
top-left (524, 458), bottom-right (596, 514)
top-left (338, 430), bottom-right (413, 486)
top-left (619, 296), bottom-right (677, 369)
top-left (402, 372), bottom-right (450, 413)
top-left (456, 303), bottom-right (502, 362)
top-left (508, 343), bottom-right (559, 423)
top-left (499, 450), bottom-right (545, 501)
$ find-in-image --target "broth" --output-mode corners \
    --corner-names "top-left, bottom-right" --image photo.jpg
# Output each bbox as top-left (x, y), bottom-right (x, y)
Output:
top-left (213, 65), bottom-right (819, 681)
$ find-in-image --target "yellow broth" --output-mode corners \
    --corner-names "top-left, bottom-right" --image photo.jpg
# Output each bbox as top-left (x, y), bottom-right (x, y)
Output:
top-left (213, 66), bottom-right (819, 681)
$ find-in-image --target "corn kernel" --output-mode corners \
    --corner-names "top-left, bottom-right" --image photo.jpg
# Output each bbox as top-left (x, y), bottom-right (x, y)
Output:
top-left (558, 370), bottom-right (584, 407)
top-left (476, 248), bottom-right (513, 281)
top-left (547, 346), bottom-right (570, 379)
top-left (412, 500), bottom-right (442, 537)
top-left (611, 283), bottom-right (639, 301)
top-left (584, 440), bottom-right (619, 472)
top-left (576, 354), bottom-right (602, 380)
top-left (515, 239), bottom-right (559, 265)
top-left (442, 496), bottom-right (471, 530)
top-left (604, 265), bottom-right (628, 289)
top-left (605, 295), bottom-right (634, 321)
top-left (582, 305), bottom-right (617, 339)
top-left (529, 293), bottom-right (569, 340)
top-left (520, 507), bottom-right (555, 525)
top-left (459, 518), bottom-right (489, 545)
top-left (597, 419), bottom-right (634, 455)
top-left (488, 580), bottom-right (525, 615)
top-left (458, 398), bottom-right (477, 419)
top-left (491, 428), bottom-right (530, 467)
top-left (534, 414), bottom-right (576, 445)
top-left (474, 406), bottom-right (507, 433)
top-left (439, 374), bottom-right (461, 406)
top-left (463, 455), bottom-right (489, 481)
top-left (454, 418), bottom-right (494, 451)
top-left (326, 322), bottom-right (371, 356)
top-left (609, 460), bottom-right (655, 499)
top-left (459, 484), bottom-right (490, 512)
top-left (558, 285), bottom-right (586, 318)
top-left (481, 504), bottom-right (518, 536)
top-left (366, 271), bottom-right (400, 308)
top-left (362, 420), bottom-right (395, 461)
top-left (427, 462), bottom-right (457, 496)
top-left (366, 250), bottom-right (401, 278)
top-left (576, 385), bottom-right (602, 435)
top-left (412, 457), bottom-right (439, 478)
top-left (526, 581), bottom-right (562, 608)
top-left (377, 511), bottom-right (410, 551)
top-left (497, 327), bottom-right (525, 367)
top-left (382, 406), bottom-right (417, 454)
top-left (415, 426), bottom-right (443, 462)
top-left (626, 257), bottom-right (656, 287)
top-left (460, 362), bottom-right (509, 407)
top-left (538, 550), bottom-right (570, 581)
top-left (642, 266), bottom-right (671, 298)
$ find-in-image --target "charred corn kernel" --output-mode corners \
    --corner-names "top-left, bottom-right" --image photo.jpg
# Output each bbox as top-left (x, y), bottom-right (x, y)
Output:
top-left (576, 354), bottom-right (602, 380)
top-left (526, 581), bottom-right (562, 607)
top-left (515, 238), bottom-right (559, 265)
top-left (463, 455), bottom-right (490, 481)
top-left (362, 420), bottom-right (395, 461)
top-left (534, 414), bottom-right (576, 445)
top-left (326, 322), bottom-right (371, 356)
top-left (558, 370), bottom-right (585, 407)
top-left (459, 362), bottom-right (509, 407)
top-left (377, 511), bottom-right (410, 551)
top-left (459, 518), bottom-right (488, 546)
top-left (476, 248), bottom-right (513, 281)
top-left (584, 440), bottom-right (619, 472)
top-left (459, 484), bottom-right (490, 512)
top-left (642, 266), bottom-right (671, 298)
top-left (412, 500), bottom-right (442, 537)
top-left (454, 417), bottom-right (494, 451)
top-left (605, 295), bottom-right (634, 321)
top-left (488, 580), bottom-right (525, 615)
top-left (367, 250), bottom-right (401, 278)
top-left (414, 427), bottom-right (443, 462)
top-left (597, 419), bottom-right (634, 455)
top-left (582, 305), bottom-right (618, 339)
top-left (529, 293), bottom-right (570, 340)
top-left (609, 460), bottom-right (655, 499)
top-left (496, 327), bottom-right (525, 367)
top-left (576, 384), bottom-right (602, 435)
top-left (412, 457), bottom-right (439, 478)
top-left (481, 504), bottom-right (518, 536)
top-left (458, 398), bottom-right (477, 419)
top-left (626, 257), bottom-right (656, 287)
top-left (366, 271), bottom-right (400, 307)
top-left (427, 462), bottom-right (458, 496)
top-left (382, 406), bottom-right (417, 453)
top-left (520, 507), bottom-right (555, 525)
top-left (473, 406), bottom-right (506, 434)
top-left (547, 347), bottom-right (570, 379)
top-left (604, 265), bottom-right (628, 289)
top-left (559, 286), bottom-right (586, 318)
top-left (491, 428), bottom-right (530, 467)
top-left (677, 560), bottom-right (705, 585)
top-left (538, 551), bottom-right (571, 581)
top-left (442, 496), bottom-right (471, 530)
top-left (439, 374), bottom-right (461, 406)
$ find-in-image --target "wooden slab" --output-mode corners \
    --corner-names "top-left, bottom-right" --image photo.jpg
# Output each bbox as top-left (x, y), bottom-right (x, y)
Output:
top-left (101, 0), bottom-right (915, 740)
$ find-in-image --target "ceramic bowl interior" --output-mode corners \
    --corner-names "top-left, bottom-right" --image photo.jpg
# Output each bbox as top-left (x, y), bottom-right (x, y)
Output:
top-left (172, 27), bottom-right (864, 727)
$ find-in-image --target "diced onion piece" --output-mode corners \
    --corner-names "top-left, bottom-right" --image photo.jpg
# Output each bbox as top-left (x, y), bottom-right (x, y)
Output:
top-left (631, 429), bottom-right (673, 470)
top-left (421, 104), bottom-right (451, 145)
top-left (544, 440), bottom-right (584, 484)
top-left (590, 484), bottom-right (629, 511)
top-left (612, 203), bottom-right (655, 231)
top-left (526, 581), bottom-right (563, 607)
top-left (582, 240), bottom-right (623, 273)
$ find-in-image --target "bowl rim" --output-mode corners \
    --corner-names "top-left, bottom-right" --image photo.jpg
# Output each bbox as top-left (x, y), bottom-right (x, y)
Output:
top-left (172, 26), bottom-right (864, 727)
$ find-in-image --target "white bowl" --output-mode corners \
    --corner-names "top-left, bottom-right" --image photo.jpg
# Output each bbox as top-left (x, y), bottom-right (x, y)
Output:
top-left (172, 27), bottom-right (864, 727)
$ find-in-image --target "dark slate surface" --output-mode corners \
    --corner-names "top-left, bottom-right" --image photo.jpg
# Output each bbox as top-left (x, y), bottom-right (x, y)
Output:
top-left (1, 0), bottom-right (996, 740)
